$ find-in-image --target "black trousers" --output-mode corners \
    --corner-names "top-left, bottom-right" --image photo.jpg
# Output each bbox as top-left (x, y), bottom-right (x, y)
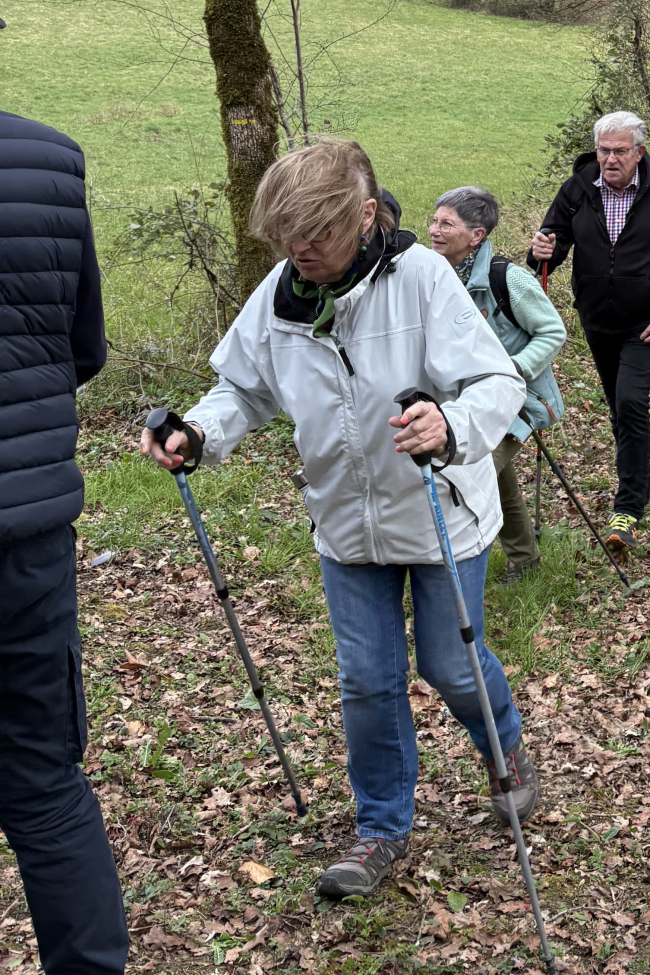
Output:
top-left (0, 526), bottom-right (128, 975)
top-left (583, 325), bottom-right (650, 520)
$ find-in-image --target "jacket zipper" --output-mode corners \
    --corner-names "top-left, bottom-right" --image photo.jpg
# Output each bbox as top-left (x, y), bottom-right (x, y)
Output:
top-left (334, 336), bottom-right (354, 375)
top-left (528, 389), bottom-right (558, 423)
top-left (331, 331), bottom-right (384, 562)
top-left (595, 180), bottom-right (649, 279)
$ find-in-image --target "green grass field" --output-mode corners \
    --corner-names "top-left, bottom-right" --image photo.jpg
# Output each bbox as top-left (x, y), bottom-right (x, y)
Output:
top-left (3, 0), bottom-right (589, 234)
top-left (2, 0), bottom-right (590, 355)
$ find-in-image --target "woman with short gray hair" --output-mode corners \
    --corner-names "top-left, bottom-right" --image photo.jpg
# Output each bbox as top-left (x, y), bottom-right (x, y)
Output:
top-left (430, 187), bottom-right (566, 582)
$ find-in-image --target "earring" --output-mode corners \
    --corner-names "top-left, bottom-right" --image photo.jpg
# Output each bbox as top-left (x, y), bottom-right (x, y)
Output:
top-left (359, 234), bottom-right (368, 255)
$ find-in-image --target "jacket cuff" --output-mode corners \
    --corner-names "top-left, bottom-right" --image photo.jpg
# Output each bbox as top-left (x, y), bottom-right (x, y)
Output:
top-left (183, 409), bottom-right (225, 467)
top-left (511, 355), bottom-right (533, 382)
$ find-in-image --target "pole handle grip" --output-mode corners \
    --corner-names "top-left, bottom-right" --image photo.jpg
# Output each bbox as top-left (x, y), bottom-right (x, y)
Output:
top-left (145, 408), bottom-right (203, 476)
top-left (538, 227), bottom-right (555, 291)
top-left (393, 387), bottom-right (457, 471)
top-left (393, 387), bottom-right (434, 468)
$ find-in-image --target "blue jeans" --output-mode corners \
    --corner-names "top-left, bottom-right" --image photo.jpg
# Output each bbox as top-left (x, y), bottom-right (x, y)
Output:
top-left (320, 548), bottom-right (521, 840)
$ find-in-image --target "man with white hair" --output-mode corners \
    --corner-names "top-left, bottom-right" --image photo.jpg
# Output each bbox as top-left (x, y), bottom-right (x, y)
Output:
top-left (529, 111), bottom-right (650, 551)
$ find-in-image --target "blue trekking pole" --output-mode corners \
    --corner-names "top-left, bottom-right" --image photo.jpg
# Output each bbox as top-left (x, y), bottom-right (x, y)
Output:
top-left (145, 408), bottom-right (308, 818)
top-left (394, 389), bottom-right (557, 975)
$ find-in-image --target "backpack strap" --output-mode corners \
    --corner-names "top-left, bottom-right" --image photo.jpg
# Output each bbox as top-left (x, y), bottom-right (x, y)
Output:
top-left (488, 255), bottom-right (518, 327)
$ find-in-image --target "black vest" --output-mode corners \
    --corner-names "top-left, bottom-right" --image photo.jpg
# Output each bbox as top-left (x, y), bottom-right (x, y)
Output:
top-left (0, 112), bottom-right (87, 544)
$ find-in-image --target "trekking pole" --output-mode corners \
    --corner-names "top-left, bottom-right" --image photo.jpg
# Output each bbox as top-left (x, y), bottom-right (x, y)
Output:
top-left (394, 388), bottom-right (558, 975)
top-left (534, 229), bottom-right (553, 539)
top-left (529, 427), bottom-right (629, 590)
top-left (538, 227), bottom-right (553, 294)
top-left (534, 435), bottom-right (543, 540)
top-left (145, 408), bottom-right (309, 817)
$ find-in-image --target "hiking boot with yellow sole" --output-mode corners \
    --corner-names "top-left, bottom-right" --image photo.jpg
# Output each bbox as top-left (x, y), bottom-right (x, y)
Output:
top-left (605, 513), bottom-right (639, 552)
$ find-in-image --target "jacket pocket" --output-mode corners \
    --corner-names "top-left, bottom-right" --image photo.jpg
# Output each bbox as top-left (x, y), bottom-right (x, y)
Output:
top-left (610, 276), bottom-right (650, 323)
top-left (525, 367), bottom-right (564, 429)
top-left (574, 274), bottom-right (611, 323)
top-left (443, 457), bottom-right (498, 529)
top-left (66, 630), bottom-right (88, 764)
top-left (576, 274), bottom-right (650, 326)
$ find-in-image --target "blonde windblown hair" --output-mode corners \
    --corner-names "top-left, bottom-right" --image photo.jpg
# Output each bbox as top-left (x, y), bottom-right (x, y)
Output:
top-left (249, 137), bottom-right (395, 254)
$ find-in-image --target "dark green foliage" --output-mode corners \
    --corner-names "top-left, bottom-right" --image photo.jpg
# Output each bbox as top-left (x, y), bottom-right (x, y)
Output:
top-left (204, 0), bottom-right (280, 302)
top-left (445, 0), bottom-right (559, 21)
top-left (541, 5), bottom-right (650, 188)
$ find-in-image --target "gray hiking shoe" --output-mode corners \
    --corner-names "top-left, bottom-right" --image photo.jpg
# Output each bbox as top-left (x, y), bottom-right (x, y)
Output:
top-left (317, 837), bottom-right (409, 899)
top-left (485, 737), bottom-right (539, 825)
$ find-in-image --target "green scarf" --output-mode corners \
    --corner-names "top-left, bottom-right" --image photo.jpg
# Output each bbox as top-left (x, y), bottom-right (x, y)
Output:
top-left (292, 264), bottom-right (361, 338)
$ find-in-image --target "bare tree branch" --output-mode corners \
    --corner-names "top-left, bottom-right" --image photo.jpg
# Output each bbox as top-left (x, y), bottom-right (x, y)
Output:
top-left (270, 62), bottom-right (296, 150)
top-left (290, 0), bottom-right (310, 144)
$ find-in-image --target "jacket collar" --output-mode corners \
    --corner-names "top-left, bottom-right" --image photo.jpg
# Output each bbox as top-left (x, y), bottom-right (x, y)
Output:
top-left (465, 238), bottom-right (493, 293)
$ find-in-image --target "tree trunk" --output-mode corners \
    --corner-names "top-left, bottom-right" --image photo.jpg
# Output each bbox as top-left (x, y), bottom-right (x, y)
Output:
top-left (632, 13), bottom-right (650, 116)
top-left (204, 0), bottom-right (279, 303)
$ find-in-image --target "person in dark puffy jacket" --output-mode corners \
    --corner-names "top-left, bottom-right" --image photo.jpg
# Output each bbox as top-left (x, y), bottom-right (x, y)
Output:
top-left (528, 111), bottom-right (650, 553)
top-left (0, 108), bottom-right (128, 973)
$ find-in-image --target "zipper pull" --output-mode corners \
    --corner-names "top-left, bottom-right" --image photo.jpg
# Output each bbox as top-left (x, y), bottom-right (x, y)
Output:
top-left (334, 337), bottom-right (354, 376)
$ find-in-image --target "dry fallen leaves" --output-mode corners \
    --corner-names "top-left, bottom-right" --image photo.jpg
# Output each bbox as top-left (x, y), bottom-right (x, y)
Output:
top-left (237, 861), bottom-right (276, 885)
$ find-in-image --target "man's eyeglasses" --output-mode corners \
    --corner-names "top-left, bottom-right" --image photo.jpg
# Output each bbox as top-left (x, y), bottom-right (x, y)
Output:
top-left (595, 145), bottom-right (640, 159)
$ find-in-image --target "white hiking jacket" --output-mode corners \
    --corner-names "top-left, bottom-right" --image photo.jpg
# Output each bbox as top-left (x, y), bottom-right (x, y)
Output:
top-left (184, 244), bottom-right (526, 565)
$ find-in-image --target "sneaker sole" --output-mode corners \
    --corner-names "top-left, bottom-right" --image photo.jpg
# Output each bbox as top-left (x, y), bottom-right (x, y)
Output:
top-left (605, 533), bottom-right (637, 551)
top-left (317, 855), bottom-right (410, 900)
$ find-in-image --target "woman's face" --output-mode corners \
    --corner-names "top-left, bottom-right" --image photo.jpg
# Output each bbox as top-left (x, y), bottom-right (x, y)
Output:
top-left (429, 206), bottom-right (485, 267)
top-left (284, 198), bottom-right (377, 284)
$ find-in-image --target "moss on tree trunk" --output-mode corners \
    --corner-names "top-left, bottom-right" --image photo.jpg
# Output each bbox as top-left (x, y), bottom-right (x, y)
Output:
top-left (204, 0), bottom-right (279, 303)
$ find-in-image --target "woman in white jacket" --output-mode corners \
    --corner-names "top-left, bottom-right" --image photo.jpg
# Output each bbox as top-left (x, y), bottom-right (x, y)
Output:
top-left (141, 139), bottom-right (535, 899)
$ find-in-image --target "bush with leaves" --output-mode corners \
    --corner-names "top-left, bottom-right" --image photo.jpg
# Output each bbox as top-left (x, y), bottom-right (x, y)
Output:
top-left (80, 185), bottom-right (240, 422)
top-left (111, 181), bottom-right (240, 333)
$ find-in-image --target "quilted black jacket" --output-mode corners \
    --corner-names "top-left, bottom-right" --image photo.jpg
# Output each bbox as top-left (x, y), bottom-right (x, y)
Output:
top-left (0, 112), bottom-right (105, 543)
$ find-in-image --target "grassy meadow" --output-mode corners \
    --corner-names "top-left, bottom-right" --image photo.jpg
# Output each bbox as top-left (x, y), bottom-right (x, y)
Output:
top-left (2, 0), bottom-right (590, 349)
top-left (8, 4), bottom-right (650, 975)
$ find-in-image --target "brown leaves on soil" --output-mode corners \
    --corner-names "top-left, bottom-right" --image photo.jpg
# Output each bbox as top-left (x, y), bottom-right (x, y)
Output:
top-left (6, 334), bottom-right (650, 974)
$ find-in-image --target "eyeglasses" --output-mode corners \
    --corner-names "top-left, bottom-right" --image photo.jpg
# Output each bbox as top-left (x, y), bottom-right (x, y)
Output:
top-left (427, 216), bottom-right (464, 234)
top-left (282, 228), bottom-right (332, 247)
top-left (595, 145), bottom-right (640, 159)
top-left (306, 228), bottom-right (332, 245)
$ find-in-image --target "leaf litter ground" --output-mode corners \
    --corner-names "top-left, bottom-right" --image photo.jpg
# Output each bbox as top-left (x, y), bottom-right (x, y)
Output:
top-left (3, 331), bottom-right (650, 975)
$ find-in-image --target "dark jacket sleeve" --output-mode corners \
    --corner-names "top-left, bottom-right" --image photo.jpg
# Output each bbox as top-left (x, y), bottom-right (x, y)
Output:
top-left (526, 179), bottom-right (576, 277)
top-left (70, 207), bottom-right (106, 387)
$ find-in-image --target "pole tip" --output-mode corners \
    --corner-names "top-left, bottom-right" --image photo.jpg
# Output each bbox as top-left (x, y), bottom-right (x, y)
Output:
top-left (296, 801), bottom-right (309, 818)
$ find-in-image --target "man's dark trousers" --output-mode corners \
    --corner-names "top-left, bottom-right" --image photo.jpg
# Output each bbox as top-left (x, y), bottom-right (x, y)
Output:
top-left (0, 527), bottom-right (129, 974)
top-left (583, 323), bottom-right (650, 519)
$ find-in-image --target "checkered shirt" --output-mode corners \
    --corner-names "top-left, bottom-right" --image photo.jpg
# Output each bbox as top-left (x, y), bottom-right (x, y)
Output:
top-left (594, 166), bottom-right (639, 244)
